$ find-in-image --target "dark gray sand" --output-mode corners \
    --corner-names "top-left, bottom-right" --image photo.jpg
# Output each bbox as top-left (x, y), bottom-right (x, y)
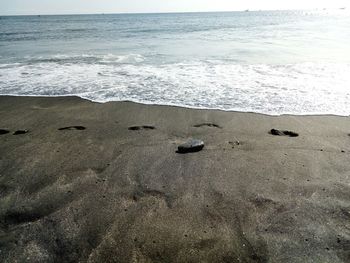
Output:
top-left (0, 96), bottom-right (349, 263)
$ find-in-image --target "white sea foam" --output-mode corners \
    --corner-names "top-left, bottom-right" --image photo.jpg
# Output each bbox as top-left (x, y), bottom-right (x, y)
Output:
top-left (0, 59), bottom-right (349, 115)
top-left (101, 54), bottom-right (145, 64)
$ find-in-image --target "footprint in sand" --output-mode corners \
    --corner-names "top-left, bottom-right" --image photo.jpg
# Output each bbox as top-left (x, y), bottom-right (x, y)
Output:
top-left (1, 129), bottom-right (30, 135)
top-left (128, 126), bottom-right (155, 131)
top-left (13, 130), bottom-right (29, 135)
top-left (0, 129), bottom-right (10, 135)
top-left (58, 126), bottom-right (86, 131)
top-left (193, 123), bottom-right (222, 129)
top-left (269, 129), bottom-right (299, 137)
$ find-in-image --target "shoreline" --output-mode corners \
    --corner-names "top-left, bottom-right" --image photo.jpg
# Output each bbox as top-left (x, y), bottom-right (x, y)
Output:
top-left (1, 94), bottom-right (349, 118)
top-left (0, 95), bottom-right (349, 262)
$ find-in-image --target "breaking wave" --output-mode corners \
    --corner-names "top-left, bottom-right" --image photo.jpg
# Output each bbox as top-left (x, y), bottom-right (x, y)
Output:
top-left (1, 56), bottom-right (349, 115)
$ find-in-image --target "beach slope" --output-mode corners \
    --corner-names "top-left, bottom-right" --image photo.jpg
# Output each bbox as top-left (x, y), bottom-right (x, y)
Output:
top-left (0, 96), bottom-right (349, 262)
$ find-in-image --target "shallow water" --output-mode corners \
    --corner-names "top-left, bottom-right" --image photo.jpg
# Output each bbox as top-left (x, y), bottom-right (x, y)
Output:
top-left (1, 10), bottom-right (350, 115)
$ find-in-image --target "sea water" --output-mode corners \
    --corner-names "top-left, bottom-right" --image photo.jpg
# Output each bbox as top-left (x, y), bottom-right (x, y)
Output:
top-left (1, 10), bottom-right (350, 115)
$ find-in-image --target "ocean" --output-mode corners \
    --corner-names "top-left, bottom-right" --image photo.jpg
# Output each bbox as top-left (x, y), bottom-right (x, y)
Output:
top-left (0, 10), bottom-right (350, 115)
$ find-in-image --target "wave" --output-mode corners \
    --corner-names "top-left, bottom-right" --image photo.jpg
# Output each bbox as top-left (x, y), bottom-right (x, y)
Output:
top-left (63, 28), bottom-right (95, 33)
top-left (0, 59), bottom-right (349, 116)
top-left (6, 54), bottom-right (147, 65)
top-left (100, 54), bottom-right (145, 64)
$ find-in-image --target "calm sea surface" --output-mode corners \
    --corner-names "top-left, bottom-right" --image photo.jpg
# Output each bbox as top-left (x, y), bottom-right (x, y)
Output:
top-left (1, 10), bottom-right (350, 115)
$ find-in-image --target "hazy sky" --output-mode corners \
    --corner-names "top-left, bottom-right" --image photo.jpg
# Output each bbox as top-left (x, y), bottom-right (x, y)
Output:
top-left (0, 0), bottom-right (349, 15)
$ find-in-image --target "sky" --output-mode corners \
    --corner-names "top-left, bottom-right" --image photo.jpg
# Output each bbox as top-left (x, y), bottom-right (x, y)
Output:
top-left (0, 0), bottom-right (349, 15)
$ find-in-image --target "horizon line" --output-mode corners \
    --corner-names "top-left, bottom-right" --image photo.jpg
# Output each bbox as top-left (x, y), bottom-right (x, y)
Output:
top-left (0, 7), bottom-right (346, 17)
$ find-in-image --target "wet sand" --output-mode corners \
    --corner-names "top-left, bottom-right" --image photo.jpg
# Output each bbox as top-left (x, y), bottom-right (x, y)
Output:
top-left (0, 95), bottom-right (349, 262)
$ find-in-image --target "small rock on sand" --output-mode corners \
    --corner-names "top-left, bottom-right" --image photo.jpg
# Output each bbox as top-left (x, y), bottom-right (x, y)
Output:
top-left (177, 139), bottom-right (204, 153)
top-left (270, 129), bottom-right (299, 137)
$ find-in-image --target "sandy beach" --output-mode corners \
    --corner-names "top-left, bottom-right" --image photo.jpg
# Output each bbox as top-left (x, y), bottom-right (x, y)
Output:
top-left (0, 95), bottom-right (349, 262)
